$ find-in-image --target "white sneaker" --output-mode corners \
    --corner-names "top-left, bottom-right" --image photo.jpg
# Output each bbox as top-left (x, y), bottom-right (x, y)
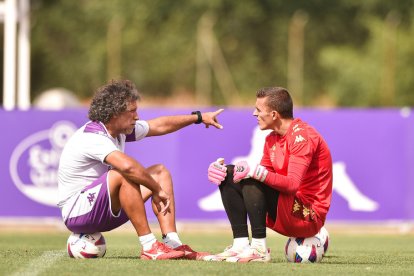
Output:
top-left (227, 246), bottom-right (271, 263)
top-left (203, 245), bottom-right (247, 261)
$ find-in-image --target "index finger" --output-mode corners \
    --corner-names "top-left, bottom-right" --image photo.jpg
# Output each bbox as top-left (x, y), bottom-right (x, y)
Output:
top-left (214, 109), bottom-right (224, 116)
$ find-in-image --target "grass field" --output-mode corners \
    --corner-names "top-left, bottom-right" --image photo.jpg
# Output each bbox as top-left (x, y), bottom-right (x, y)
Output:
top-left (1, 224), bottom-right (414, 276)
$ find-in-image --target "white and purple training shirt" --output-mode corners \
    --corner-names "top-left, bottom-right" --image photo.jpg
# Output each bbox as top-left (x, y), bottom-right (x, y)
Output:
top-left (57, 120), bottom-right (149, 218)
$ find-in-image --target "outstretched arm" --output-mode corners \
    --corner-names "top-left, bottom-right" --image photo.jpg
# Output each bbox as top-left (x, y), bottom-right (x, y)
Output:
top-left (146, 109), bottom-right (224, 136)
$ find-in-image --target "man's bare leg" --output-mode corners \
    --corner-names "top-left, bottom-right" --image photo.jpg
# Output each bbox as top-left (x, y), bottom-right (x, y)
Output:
top-left (107, 169), bottom-right (185, 260)
top-left (108, 170), bottom-right (151, 236)
top-left (141, 164), bottom-right (177, 235)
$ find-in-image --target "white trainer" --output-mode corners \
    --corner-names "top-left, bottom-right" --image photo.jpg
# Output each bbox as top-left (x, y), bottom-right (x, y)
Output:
top-left (228, 247), bottom-right (271, 263)
top-left (203, 245), bottom-right (247, 261)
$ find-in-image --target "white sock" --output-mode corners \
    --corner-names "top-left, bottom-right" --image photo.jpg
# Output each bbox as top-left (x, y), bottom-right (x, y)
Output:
top-left (139, 233), bottom-right (157, 251)
top-left (232, 237), bottom-right (249, 250)
top-left (162, 232), bottom-right (182, 249)
top-left (251, 238), bottom-right (267, 251)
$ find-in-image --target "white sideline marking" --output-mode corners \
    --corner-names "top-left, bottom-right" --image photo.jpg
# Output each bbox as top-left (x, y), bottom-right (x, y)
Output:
top-left (11, 250), bottom-right (66, 276)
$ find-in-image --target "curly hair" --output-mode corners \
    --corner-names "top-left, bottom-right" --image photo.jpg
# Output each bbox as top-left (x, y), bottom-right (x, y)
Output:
top-left (256, 87), bottom-right (293, 119)
top-left (88, 80), bottom-right (140, 123)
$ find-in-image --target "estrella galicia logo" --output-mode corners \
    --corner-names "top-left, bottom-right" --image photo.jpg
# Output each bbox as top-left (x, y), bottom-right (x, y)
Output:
top-left (9, 121), bottom-right (77, 206)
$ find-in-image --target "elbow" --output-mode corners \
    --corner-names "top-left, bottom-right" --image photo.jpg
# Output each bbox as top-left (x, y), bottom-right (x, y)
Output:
top-left (286, 185), bottom-right (299, 195)
top-left (117, 160), bottom-right (139, 175)
top-left (284, 179), bottom-right (300, 195)
top-left (265, 175), bottom-right (300, 195)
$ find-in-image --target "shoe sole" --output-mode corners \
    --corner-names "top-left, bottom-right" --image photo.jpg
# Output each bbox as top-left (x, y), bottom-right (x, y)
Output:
top-left (225, 256), bottom-right (240, 263)
top-left (202, 255), bottom-right (225, 261)
top-left (141, 251), bottom-right (185, 260)
top-left (237, 257), bottom-right (271, 263)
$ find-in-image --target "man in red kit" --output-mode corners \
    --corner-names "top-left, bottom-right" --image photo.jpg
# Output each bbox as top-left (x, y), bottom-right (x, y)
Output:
top-left (205, 87), bottom-right (333, 263)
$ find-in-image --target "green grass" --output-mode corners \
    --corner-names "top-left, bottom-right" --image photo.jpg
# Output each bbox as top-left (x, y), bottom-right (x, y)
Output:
top-left (1, 229), bottom-right (414, 276)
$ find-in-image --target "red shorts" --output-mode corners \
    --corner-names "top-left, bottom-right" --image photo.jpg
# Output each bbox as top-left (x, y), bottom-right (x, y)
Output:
top-left (266, 194), bottom-right (324, 238)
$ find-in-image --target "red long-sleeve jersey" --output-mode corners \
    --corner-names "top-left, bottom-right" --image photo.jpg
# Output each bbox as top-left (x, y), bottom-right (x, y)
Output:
top-left (261, 118), bottom-right (333, 237)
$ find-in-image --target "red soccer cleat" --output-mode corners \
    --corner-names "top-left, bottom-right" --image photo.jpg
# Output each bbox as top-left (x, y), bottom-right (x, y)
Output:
top-left (140, 241), bottom-right (185, 260)
top-left (175, 244), bottom-right (211, 261)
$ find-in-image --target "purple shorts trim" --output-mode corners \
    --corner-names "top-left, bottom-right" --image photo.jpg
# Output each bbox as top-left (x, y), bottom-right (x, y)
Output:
top-left (65, 172), bottom-right (129, 233)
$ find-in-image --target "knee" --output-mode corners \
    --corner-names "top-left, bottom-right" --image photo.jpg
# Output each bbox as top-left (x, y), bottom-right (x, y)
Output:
top-left (153, 163), bottom-right (170, 175)
top-left (241, 179), bottom-right (265, 197)
top-left (224, 165), bottom-right (235, 181)
top-left (241, 178), bottom-right (262, 188)
top-left (148, 164), bottom-right (172, 182)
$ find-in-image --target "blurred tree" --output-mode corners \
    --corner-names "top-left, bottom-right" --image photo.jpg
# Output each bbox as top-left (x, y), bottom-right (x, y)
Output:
top-left (319, 10), bottom-right (414, 107)
top-left (2, 0), bottom-right (411, 106)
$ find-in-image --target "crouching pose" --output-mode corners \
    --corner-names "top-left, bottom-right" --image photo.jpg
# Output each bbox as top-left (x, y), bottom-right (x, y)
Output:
top-left (58, 79), bottom-right (223, 260)
top-left (206, 87), bottom-right (333, 262)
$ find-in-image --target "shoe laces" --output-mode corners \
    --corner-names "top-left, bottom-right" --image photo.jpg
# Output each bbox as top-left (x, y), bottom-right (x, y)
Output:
top-left (154, 242), bottom-right (173, 252)
top-left (237, 246), bottom-right (264, 257)
top-left (250, 247), bottom-right (268, 256)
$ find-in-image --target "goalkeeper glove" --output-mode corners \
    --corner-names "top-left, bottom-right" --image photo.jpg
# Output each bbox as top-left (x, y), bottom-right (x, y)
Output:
top-left (233, 160), bottom-right (268, 183)
top-left (207, 158), bottom-right (227, 185)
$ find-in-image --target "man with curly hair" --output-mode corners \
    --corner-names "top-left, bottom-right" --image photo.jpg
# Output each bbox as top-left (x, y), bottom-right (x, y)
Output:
top-left (58, 79), bottom-right (223, 260)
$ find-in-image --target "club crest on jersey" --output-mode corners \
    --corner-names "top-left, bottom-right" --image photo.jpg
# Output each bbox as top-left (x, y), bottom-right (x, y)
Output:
top-left (270, 144), bottom-right (276, 162)
top-left (294, 134), bottom-right (306, 144)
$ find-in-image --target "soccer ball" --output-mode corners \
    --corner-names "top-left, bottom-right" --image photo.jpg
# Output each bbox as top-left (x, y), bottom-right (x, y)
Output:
top-left (316, 226), bottom-right (330, 255)
top-left (67, 232), bottom-right (106, 258)
top-left (285, 236), bottom-right (324, 263)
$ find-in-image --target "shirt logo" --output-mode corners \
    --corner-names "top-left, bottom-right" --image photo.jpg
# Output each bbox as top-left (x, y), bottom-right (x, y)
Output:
top-left (270, 144), bottom-right (276, 162)
top-left (293, 127), bottom-right (304, 133)
top-left (292, 124), bottom-right (304, 133)
top-left (294, 134), bottom-right (306, 144)
top-left (87, 192), bottom-right (96, 206)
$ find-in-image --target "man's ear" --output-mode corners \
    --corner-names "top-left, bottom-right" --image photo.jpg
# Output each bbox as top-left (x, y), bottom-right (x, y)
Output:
top-left (272, 111), bottom-right (278, 120)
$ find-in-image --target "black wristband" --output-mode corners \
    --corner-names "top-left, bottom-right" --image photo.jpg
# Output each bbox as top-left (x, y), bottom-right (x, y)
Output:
top-left (191, 111), bottom-right (202, 124)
